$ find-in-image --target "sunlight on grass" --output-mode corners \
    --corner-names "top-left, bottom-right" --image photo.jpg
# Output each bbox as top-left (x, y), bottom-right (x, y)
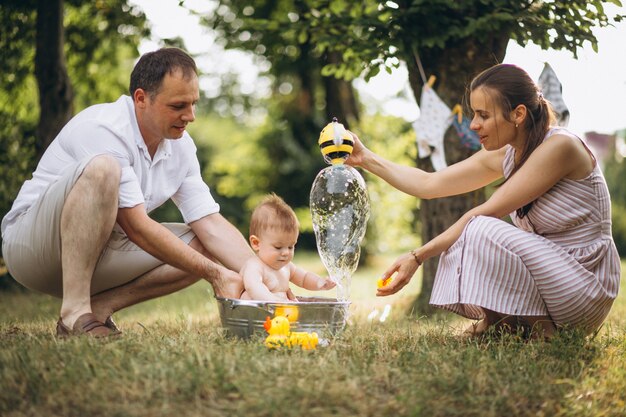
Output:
top-left (0, 256), bottom-right (624, 417)
top-left (291, 251), bottom-right (423, 319)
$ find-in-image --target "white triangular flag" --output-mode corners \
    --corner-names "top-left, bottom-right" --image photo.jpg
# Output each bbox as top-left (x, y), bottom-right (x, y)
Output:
top-left (412, 86), bottom-right (453, 171)
top-left (538, 62), bottom-right (569, 127)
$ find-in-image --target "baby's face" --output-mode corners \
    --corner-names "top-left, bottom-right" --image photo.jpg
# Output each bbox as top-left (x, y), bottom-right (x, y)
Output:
top-left (254, 228), bottom-right (298, 270)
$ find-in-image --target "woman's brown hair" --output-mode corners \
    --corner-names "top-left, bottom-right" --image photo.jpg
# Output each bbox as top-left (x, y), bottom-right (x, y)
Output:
top-left (470, 64), bottom-right (556, 218)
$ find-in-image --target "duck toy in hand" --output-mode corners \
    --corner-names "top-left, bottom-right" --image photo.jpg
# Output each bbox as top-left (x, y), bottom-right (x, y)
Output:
top-left (263, 315), bottom-right (319, 350)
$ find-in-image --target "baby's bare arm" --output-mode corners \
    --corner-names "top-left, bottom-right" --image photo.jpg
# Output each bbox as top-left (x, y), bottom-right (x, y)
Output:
top-left (289, 263), bottom-right (336, 290)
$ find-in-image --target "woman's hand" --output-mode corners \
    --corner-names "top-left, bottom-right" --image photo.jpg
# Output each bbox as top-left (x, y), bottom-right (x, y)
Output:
top-left (345, 131), bottom-right (369, 168)
top-left (376, 251), bottom-right (421, 296)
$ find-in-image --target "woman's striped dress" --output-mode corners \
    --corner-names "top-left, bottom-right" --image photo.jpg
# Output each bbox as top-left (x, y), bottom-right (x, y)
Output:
top-left (430, 128), bottom-right (621, 332)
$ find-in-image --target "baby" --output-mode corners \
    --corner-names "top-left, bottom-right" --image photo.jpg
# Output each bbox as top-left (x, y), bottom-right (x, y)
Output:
top-left (240, 193), bottom-right (336, 302)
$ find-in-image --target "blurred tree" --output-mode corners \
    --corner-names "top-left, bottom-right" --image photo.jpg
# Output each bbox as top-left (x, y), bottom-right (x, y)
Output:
top-left (357, 114), bottom-right (421, 255)
top-left (0, 0), bottom-right (148, 264)
top-left (0, 1), bottom-right (39, 248)
top-left (603, 130), bottom-right (626, 256)
top-left (604, 132), bottom-right (626, 205)
top-left (34, 0), bottom-right (74, 157)
top-left (63, 0), bottom-right (150, 110)
top-left (197, 0), bottom-right (362, 249)
top-left (200, 0), bottom-right (623, 314)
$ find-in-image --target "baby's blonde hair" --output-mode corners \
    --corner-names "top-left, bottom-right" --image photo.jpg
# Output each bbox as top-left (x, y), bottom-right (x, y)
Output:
top-left (249, 193), bottom-right (299, 237)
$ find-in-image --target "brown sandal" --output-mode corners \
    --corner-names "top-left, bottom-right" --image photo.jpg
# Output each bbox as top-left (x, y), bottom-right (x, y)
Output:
top-left (56, 313), bottom-right (120, 338)
top-left (104, 316), bottom-right (121, 333)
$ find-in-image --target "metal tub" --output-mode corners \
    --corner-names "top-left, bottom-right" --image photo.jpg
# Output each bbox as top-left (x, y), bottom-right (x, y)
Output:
top-left (216, 296), bottom-right (350, 339)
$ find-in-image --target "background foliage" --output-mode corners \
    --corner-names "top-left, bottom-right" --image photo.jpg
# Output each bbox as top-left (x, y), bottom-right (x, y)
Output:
top-left (0, 1), bottom-right (624, 294)
top-left (0, 0), bottom-right (148, 251)
top-left (603, 129), bottom-right (626, 255)
top-left (199, 0), bottom-right (625, 313)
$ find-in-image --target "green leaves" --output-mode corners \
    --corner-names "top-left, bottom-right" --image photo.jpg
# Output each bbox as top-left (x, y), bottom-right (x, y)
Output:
top-left (0, 0), bottom-right (148, 224)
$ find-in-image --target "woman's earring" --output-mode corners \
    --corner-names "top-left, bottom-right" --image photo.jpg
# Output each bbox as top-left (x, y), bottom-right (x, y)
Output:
top-left (515, 123), bottom-right (519, 128)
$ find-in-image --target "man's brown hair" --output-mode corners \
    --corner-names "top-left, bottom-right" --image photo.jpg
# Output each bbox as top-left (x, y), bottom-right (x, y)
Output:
top-left (129, 47), bottom-right (197, 97)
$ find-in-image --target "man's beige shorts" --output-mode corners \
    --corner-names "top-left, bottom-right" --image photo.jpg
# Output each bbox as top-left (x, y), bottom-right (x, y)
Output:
top-left (2, 157), bottom-right (195, 298)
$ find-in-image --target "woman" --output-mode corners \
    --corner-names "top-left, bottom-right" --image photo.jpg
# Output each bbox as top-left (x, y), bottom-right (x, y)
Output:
top-left (347, 63), bottom-right (620, 338)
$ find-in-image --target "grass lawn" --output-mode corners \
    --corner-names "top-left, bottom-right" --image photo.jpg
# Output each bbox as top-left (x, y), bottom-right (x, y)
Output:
top-left (1, 253), bottom-right (625, 417)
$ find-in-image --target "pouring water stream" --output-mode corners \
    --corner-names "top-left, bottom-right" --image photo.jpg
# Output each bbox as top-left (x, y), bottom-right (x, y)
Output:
top-left (310, 119), bottom-right (370, 301)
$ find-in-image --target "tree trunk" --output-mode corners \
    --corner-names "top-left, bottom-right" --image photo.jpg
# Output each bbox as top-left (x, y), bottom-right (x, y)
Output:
top-left (35, 0), bottom-right (73, 160)
top-left (323, 52), bottom-right (360, 128)
top-left (404, 34), bottom-right (509, 315)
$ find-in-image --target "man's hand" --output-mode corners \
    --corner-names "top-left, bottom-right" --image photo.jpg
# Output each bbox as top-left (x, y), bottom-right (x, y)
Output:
top-left (190, 214), bottom-right (255, 274)
top-left (211, 267), bottom-right (244, 299)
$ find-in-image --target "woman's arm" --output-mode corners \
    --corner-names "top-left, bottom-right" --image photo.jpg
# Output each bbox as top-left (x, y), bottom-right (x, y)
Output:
top-left (377, 132), bottom-right (590, 296)
top-left (346, 132), bottom-right (505, 199)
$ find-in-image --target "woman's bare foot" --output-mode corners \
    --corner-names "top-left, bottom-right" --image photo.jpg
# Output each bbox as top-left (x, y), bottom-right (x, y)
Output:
top-left (461, 319), bottom-right (491, 338)
top-left (524, 316), bottom-right (556, 341)
top-left (493, 315), bottom-right (526, 336)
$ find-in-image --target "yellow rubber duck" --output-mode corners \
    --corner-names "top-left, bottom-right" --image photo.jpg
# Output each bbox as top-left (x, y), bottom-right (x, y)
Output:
top-left (377, 271), bottom-right (398, 288)
top-left (377, 276), bottom-right (393, 288)
top-left (263, 316), bottom-right (319, 350)
top-left (274, 306), bottom-right (299, 322)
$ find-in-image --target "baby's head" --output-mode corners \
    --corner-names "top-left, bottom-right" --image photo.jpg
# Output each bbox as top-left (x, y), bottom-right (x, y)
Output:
top-left (249, 194), bottom-right (300, 269)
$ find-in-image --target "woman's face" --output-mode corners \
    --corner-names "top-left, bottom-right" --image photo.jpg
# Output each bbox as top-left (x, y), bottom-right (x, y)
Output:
top-left (469, 87), bottom-right (518, 151)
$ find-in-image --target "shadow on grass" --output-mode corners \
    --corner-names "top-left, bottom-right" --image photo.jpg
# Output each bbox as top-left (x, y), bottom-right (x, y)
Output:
top-left (0, 271), bottom-right (27, 293)
top-left (0, 259), bottom-right (624, 416)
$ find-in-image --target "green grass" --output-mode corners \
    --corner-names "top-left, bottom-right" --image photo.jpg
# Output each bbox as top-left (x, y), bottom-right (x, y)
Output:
top-left (1, 254), bottom-right (625, 417)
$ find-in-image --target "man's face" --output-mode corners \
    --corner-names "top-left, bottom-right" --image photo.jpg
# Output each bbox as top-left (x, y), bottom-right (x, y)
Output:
top-left (135, 69), bottom-right (199, 144)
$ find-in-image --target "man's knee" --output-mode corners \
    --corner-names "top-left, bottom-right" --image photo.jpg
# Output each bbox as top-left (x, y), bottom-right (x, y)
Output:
top-left (81, 155), bottom-right (121, 191)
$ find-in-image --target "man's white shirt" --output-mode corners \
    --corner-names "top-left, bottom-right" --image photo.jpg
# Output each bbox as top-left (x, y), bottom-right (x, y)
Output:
top-left (2, 95), bottom-right (219, 236)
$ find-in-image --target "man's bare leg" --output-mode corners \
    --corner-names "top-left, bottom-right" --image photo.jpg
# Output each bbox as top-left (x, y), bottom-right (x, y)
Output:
top-left (90, 237), bottom-right (243, 322)
top-left (90, 263), bottom-right (201, 321)
top-left (59, 155), bottom-right (120, 328)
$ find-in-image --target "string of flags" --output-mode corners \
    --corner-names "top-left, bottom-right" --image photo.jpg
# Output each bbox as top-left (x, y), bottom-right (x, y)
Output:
top-left (538, 62), bottom-right (569, 127)
top-left (412, 62), bottom-right (568, 171)
top-left (411, 76), bottom-right (453, 171)
top-left (411, 75), bottom-right (480, 171)
top-left (451, 107), bottom-right (481, 152)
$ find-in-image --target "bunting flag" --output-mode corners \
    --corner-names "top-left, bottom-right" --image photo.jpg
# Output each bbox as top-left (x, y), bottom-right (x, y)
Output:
top-left (538, 62), bottom-right (570, 127)
top-left (412, 86), bottom-right (453, 171)
top-left (451, 116), bottom-right (481, 151)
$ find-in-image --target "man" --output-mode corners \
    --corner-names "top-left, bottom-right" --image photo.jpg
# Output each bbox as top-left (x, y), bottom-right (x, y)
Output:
top-left (1, 48), bottom-right (254, 337)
